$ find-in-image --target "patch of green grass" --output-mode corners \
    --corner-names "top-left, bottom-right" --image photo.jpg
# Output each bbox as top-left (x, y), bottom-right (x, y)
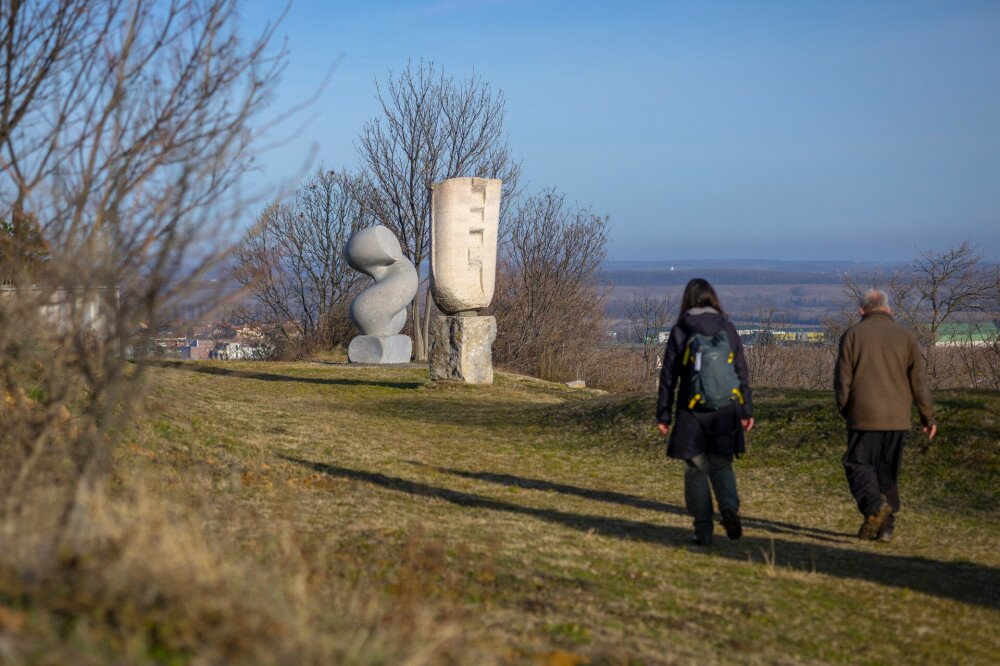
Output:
top-left (150, 418), bottom-right (179, 439)
top-left (545, 621), bottom-right (592, 645)
top-left (25, 385), bottom-right (47, 403)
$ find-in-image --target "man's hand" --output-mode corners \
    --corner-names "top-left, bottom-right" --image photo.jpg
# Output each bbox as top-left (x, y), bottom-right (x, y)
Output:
top-left (657, 422), bottom-right (670, 437)
top-left (742, 417), bottom-right (755, 433)
top-left (923, 423), bottom-right (938, 441)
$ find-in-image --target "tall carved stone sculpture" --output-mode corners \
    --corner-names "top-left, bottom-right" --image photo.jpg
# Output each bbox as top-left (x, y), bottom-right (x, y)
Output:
top-left (345, 225), bottom-right (418, 364)
top-left (429, 177), bottom-right (501, 384)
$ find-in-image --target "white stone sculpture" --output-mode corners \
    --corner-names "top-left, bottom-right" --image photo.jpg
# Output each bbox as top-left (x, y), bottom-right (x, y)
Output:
top-left (429, 177), bottom-right (502, 383)
top-left (430, 177), bottom-right (501, 314)
top-left (345, 225), bottom-right (418, 364)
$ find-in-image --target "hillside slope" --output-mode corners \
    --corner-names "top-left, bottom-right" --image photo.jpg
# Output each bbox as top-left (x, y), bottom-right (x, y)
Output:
top-left (4, 361), bottom-right (998, 663)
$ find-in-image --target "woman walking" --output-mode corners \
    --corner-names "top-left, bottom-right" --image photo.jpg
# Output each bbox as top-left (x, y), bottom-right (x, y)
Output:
top-left (656, 278), bottom-right (754, 546)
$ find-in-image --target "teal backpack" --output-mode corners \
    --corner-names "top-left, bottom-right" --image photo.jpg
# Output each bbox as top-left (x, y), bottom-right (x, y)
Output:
top-left (682, 330), bottom-right (745, 411)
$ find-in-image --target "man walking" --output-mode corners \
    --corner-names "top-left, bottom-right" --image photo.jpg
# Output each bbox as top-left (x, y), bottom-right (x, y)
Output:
top-left (835, 289), bottom-right (936, 542)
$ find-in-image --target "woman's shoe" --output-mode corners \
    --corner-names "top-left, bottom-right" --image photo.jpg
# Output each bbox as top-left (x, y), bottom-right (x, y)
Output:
top-left (721, 509), bottom-right (742, 540)
top-left (691, 529), bottom-right (713, 546)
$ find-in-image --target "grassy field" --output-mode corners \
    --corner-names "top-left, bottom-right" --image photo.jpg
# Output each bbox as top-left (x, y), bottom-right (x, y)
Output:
top-left (4, 360), bottom-right (998, 663)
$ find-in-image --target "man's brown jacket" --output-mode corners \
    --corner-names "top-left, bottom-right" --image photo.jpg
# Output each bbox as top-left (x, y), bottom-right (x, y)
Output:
top-left (834, 311), bottom-right (935, 431)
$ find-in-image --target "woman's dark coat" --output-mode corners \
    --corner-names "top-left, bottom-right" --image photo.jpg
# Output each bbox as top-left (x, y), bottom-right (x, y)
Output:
top-left (656, 307), bottom-right (753, 460)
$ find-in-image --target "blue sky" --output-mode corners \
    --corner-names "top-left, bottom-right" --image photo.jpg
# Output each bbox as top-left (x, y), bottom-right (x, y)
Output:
top-left (241, 0), bottom-right (1000, 262)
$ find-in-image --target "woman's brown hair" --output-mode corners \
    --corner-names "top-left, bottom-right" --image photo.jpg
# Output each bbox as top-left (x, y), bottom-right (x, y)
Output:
top-left (679, 278), bottom-right (724, 316)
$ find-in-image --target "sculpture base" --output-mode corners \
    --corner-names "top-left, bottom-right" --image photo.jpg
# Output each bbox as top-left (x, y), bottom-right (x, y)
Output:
top-left (429, 315), bottom-right (497, 384)
top-left (348, 335), bottom-right (412, 364)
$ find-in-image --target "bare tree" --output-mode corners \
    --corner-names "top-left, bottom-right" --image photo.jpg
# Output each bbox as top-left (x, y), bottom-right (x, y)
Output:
top-left (492, 189), bottom-right (608, 381)
top-left (0, 0), bottom-right (285, 539)
top-left (741, 306), bottom-right (781, 386)
top-left (232, 168), bottom-right (372, 355)
top-left (973, 265), bottom-right (1000, 389)
top-left (356, 60), bottom-right (521, 360)
top-left (623, 289), bottom-right (676, 388)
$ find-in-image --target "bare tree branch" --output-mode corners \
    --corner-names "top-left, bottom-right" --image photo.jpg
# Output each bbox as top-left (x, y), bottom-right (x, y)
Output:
top-left (1, 0), bottom-right (288, 534)
top-left (231, 167), bottom-right (372, 355)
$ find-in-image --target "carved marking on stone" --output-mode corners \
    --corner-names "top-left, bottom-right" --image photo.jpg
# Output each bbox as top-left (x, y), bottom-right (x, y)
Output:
top-left (468, 181), bottom-right (488, 293)
top-left (468, 230), bottom-right (484, 261)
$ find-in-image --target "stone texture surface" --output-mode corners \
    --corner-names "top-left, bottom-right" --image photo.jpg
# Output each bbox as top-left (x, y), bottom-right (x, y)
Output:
top-left (347, 335), bottom-right (412, 364)
top-left (345, 225), bottom-right (417, 336)
top-left (565, 380), bottom-right (586, 389)
top-left (431, 177), bottom-right (501, 315)
top-left (429, 315), bottom-right (497, 384)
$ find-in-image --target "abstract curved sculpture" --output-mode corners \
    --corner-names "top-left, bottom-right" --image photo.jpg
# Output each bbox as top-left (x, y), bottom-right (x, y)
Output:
top-left (345, 225), bottom-right (418, 363)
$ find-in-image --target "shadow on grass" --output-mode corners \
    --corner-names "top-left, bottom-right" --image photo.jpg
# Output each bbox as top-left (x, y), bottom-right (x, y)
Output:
top-left (148, 360), bottom-right (423, 390)
top-left (345, 394), bottom-right (596, 431)
top-left (282, 455), bottom-right (999, 611)
top-left (410, 464), bottom-right (854, 543)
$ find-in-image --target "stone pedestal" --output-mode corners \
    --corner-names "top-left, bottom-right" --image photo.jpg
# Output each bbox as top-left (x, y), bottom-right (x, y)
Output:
top-left (348, 335), bottom-right (412, 364)
top-left (429, 315), bottom-right (497, 384)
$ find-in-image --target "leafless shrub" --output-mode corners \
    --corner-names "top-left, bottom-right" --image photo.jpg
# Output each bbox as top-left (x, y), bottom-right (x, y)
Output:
top-left (1, 0), bottom-right (288, 515)
top-left (585, 347), bottom-right (650, 393)
top-left (925, 264), bottom-right (1000, 390)
top-left (952, 336), bottom-right (997, 390)
top-left (356, 60), bottom-right (521, 360)
top-left (733, 307), bottom-right (842, 389)
top-left (742, 344), bottom-right (834, 389)
top-left (738, 335), bottom-right (996, 392)
top-left (232, 168), bottom-right (372, 357)
top-left (742, 306), bottom-right (781, 386)
top-left (491, 189), bottom-right (608, 382)
top-left (623, 289), bottom-right (676, 389)
top-left (0, 0), bottom-right (300, 650)
top-left (979, 267), bottom-right (1000, 389)
top-left (0, 5), bottom-right (480, 661)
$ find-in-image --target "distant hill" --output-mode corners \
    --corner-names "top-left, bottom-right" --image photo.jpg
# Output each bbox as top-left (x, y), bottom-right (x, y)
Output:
top-left (600, 259), bottom-right (904, 287)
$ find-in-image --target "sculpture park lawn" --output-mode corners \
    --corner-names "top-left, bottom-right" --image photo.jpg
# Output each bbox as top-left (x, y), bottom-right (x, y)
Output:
top-left (129, 361), bottom-right (999, 664)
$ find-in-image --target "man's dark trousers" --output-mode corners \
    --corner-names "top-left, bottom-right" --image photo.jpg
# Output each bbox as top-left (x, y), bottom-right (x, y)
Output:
top-left (843, 430), bottom-right (906, 526)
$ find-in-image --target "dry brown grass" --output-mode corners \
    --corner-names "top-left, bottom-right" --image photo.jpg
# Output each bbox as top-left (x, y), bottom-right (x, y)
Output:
top-left (1, 361), bottom-right (997, 663)
top-left (0, 480), bottom-right (474, 665)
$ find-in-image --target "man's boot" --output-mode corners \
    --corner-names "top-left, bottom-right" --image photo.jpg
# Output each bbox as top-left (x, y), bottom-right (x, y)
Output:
top-left (858, 500), bottom-right (892, 540)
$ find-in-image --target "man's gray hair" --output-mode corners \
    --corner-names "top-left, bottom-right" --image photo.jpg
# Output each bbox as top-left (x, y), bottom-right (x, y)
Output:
top-left (860, 289), bottom-right (889, 312)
